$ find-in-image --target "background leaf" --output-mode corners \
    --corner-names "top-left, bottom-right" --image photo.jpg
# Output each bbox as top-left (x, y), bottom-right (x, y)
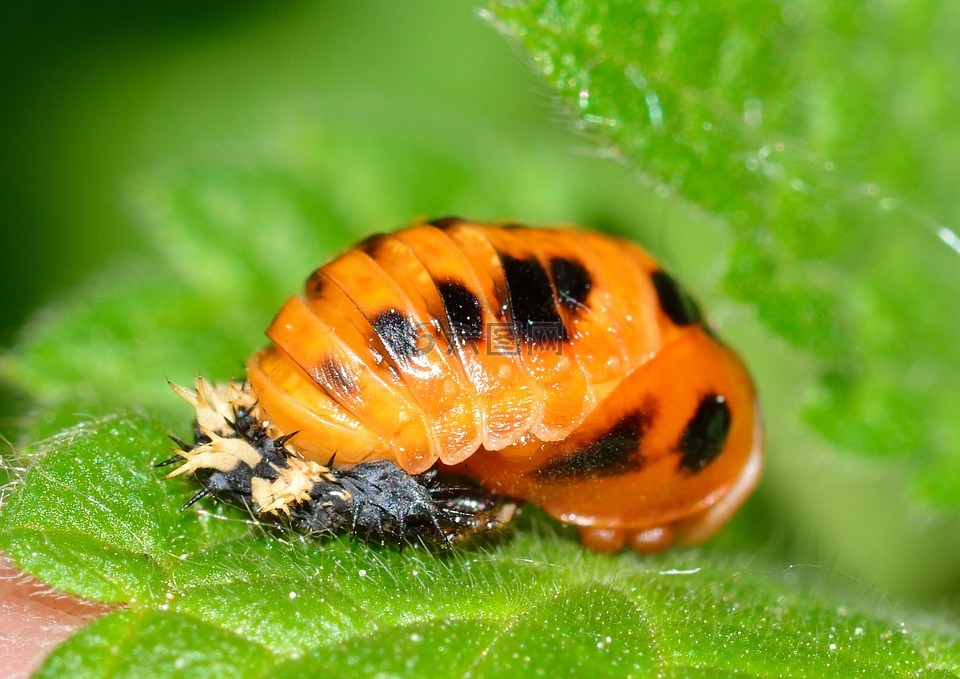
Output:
top-left (486, 0), bottom-right (960, 506)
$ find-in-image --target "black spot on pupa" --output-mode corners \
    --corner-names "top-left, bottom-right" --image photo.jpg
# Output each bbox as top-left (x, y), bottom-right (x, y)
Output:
top-left (371, 309), bottom-right (424, 360)
top-left (437, 280), bottom-right (484, 342)
top-left (428, 216), bottom-right (466, 230)
top-left (678, 394), bottom-right (732, 472)
top-left (549, 257), bottom-right (592, 312)
top-left (498, 253), bottom-right (568, 344)
top-left (651, 270), bottom-right (702, 326)
top-left (534, 410), bottom-right (653, 480)
top-left (316, 356), bottom-right (358, 396)
top-left (358, 233), bottom-right (389, 258)
top-left (305, 269), bottom-right (325, 296)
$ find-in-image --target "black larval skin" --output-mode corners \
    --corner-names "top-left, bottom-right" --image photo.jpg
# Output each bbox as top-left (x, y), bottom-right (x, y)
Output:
top-left (293, 460), bottom-right (513, 546)
top-left (164, 407), bottom-right (517, 548)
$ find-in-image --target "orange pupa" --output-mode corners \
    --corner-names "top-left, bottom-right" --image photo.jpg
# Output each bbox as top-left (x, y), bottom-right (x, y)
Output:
top-left (165, 218), bottom-right (762, 552)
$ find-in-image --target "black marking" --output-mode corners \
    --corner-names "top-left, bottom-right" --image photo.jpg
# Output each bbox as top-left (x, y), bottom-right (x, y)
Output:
top-left (498, 253), bottom-right (568, 344)
top-left (371, 309), bottom-right (424, 360)
top-left (437, 280), bottom-right (484, 343)
top-left (305, 269), bottom-right (325, 296)
top-left (678, 394), bottom-right (732, 472)
top-left (358, 233), bottom-right (389, 257)
top-left (428, 216), bottom-right (466, 230)
top-left (317, 356), bottom-right (358, 396)
top-left (549, 257), bottom-right (592, 312)
top-left (534, 411), bottom-right (652, 480)
top-left (651, 270), bottom-right (702, 326)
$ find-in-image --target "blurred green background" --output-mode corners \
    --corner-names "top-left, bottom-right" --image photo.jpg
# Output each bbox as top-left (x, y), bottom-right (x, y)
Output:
top-left (0, 0), bottom-right (555, 431)
top-left (3, 0), bottom-right (960, 616)
top-left (0, 0), bottom-right (534, 344)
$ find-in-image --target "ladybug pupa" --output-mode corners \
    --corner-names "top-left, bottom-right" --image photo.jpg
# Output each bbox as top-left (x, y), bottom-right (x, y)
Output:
top-left (164, 218), bottom-right (762, 552)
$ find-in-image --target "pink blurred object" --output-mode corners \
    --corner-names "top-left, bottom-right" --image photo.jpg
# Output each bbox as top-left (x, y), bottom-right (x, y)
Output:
top-left (0, 554), bottom-right (112, 678)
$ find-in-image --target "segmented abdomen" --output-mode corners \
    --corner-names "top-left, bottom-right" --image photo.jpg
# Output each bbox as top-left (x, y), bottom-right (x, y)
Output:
top-left (248, 219), bottom-right (682, 474)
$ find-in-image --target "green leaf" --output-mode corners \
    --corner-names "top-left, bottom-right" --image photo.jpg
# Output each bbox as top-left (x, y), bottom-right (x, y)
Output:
top-left (486, 0), bottom-right (960, 506)
top-left (36, 610), bottom-right (277, 679)
top-left (2, 416), bottom-right (958, 676)
top-left (0, 416), bottom-right (250, 602)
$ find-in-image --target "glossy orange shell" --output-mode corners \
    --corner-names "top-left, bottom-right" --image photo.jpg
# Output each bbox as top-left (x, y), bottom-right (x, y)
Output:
top-left (246, 219), bottom-right (761, 549)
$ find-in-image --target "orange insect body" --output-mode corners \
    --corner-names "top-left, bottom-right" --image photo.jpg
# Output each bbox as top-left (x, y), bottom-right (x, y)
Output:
top-left (237, 218), bottom-right (762, 552)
